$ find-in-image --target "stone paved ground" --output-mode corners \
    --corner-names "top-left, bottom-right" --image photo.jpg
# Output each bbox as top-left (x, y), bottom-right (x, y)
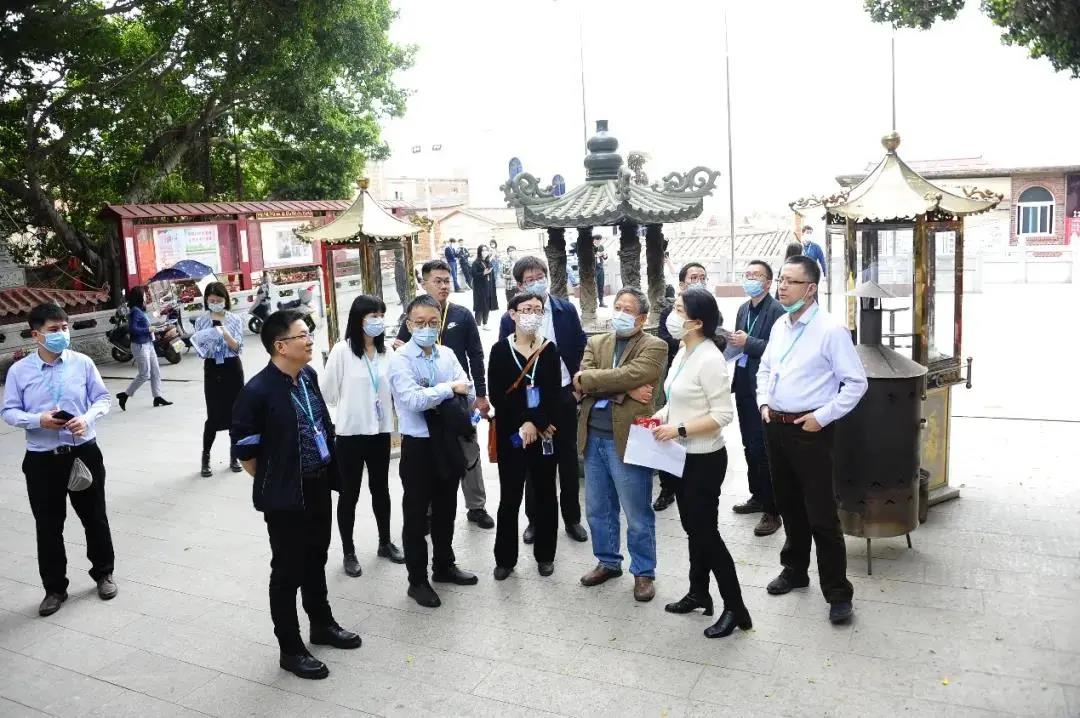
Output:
top-left (0, 283), bottom-right (1077, 717)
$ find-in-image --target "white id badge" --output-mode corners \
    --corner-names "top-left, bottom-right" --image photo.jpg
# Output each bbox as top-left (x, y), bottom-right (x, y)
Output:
top-left (314, 430), bottom-right (331, 462)
top-left (736, 353), bottom-right (748, 367)
top-left (526, 385), bottom-right (541, 409)
top-left (375, 399), bottom-right (384, 422)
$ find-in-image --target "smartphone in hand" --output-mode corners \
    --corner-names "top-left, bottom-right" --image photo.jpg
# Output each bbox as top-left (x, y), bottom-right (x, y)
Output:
top-left (52, 410), bottom-right (75, 422)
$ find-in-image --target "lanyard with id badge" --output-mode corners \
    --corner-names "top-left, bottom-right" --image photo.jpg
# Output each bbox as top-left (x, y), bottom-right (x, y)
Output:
top-left (292, 378), bottom-right (331, 462)
top-left (362, 353), bottom-right (385, 422)
top-left (771, 306), bottom-right (818, 389)
top-left (735, 310), bottom-right (759, 368)
top-left (508, 337), bottom-right (542, 409)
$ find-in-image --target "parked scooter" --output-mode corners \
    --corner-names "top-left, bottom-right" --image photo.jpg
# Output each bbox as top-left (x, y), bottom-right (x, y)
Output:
top-left (106, 305), bottom-right (185, 365)
top-left (159, 295), bottom-right (193, 352)
top-left (248, 275), bottom-right (272, 334)
top-left (277, 285), bottom-right (317, 333)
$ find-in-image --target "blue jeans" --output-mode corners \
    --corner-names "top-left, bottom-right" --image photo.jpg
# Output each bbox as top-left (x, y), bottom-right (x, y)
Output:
top-left (584, 435), bottom-right (656, 577)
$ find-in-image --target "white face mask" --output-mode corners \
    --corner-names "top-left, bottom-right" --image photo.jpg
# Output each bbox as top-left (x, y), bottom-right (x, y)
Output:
top-left (665, 311), bottom-right (688, 340)
top-left (517, 313), bottom-right (543, 334)
top-left (207, 300), bottom-right (226, 313)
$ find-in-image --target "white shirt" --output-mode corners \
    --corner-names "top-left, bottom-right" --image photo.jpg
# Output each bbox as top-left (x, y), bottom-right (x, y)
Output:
top-left (654, 340), bottom-right (733, 454)
top-left (541, 296), bottom-right (572, 387)
top-left (755, 304), bottom-right (867, 427)
top-left (321, 340), bottom-right (395, 436)
top-left (387, 340), bottom-right (474, 438)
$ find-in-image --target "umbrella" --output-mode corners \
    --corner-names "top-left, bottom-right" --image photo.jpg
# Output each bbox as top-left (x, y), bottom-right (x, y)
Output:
top-left (148, 259), bottom-right (215, 283)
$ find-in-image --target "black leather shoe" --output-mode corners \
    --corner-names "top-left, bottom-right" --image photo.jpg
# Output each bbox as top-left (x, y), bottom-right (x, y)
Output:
top-left (537, 562), bottom-right (554, 577)
top-left (116, 392), bottom-right (128, 411)
top-left (343, 553), bottom-right (362, 577)
top-left (704, 607), bottom-right (753, 638)
top-left (96, 575), bottom-right (118, 600)
top-left (279, 652), bottom-right (329, 679)
top-left (522, 524), bottom-right (535, 544)
top-left (200, 452), bottom-right (212, 477)
top-left (494, 566), bottom-right (513, 581)
top-left (432, 564), bottom-right (479, 585)
top-left (38, 591), bottom-right (67, 616)
top-left (664, 592), bottom-right (714, 616)
top-left (766, 572), bottom-right (810, 595)
top-left (229, 457), bottom-right (242, 473)
top-left (311, 623), bottom-right (361, 649)
top-left (733, 497), bottom-right (764, 514)
top-left (467, 509), bottom-right (495, 529)
top-left (565, 523), bottom-right (588, 542)
top-left (408, 582), bottom-right (441, 607)
top-left (652, 490), bottom-right (676, 512)
top-left (377, 542), bottom-right (406, 564)
top-left (829, 601), bottom-right (854, 624)
top-left (153, 396), bottom-right (173, 407)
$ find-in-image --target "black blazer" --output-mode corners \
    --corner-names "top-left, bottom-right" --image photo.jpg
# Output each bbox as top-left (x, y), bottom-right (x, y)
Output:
top-left (424, 393), bottom-right (474, 481)
top-left (731, 292), bottom-right (785, 394)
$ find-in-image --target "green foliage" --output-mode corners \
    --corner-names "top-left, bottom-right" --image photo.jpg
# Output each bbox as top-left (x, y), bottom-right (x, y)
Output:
top-left (864, 0), bottom-right (1080, 77)
top-left (0, 0), bottom-right (412, 290)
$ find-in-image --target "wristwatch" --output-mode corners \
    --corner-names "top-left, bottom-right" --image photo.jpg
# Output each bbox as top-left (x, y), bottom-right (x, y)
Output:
top-left (677, 423), bottom-right (687, 438)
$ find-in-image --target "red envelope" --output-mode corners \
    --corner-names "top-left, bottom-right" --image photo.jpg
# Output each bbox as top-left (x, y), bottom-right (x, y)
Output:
top-left (633, 417), bottom-right (661, 429)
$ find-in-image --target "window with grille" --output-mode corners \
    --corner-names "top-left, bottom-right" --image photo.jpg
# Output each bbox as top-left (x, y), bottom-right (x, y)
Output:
top-left (1016, 186), bottom-right (1054, 236)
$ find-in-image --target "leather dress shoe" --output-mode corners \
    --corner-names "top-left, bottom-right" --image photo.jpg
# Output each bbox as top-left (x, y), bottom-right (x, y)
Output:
top-left (522, 524), bottom-right (535, 544)
top-left (704, 607), bottom-right (753, 638)
top-left (343, 553), bottom-right (362, 577)
top-left (633, 576), bottom-right (655, 602)
top-left (229, 456), bottom-right (242, 473)
top-left (537, 561), bottom-right (554, 577)
top-left (732, 497), bottom-right (764, 514)
top-left (665, 592), bottom-right (714, 616)
top-left (408, 582), bottom-right (441, 608)
top-left (580, 564), bottom-right (622, 587)
top-left (377, 542), bottom-right (406, 564)
top-left (494, 566), bottom-right (513, 581)
top-left (116, 392), bottom-right (128, 411)
top-left (565, 523), bottom-right (588, 542)
top-left (467, 509), bottom-right (495, 529)
top-left (38, 591), bottom-right (67, 616)
top-left (311, 623), bottom-right (361, 649)
top-left (766, 572), bottom-right (810, 595)
top-left (200, 452), bottom-right (212, 478)
top-left (152, 396), bottom-right (173, 407)
top-left (96, 575), bottom-right (118, 600)
top-left (754, 513), bottom-right (782, 537)
top-left (279, 652), bottom-right (329, 679)
top-left (432, 564), bottom-right (479, 585)
top-left (652, 489), bottom-right (676, 512)
top-left (829, 601), bottom-right (854, 624)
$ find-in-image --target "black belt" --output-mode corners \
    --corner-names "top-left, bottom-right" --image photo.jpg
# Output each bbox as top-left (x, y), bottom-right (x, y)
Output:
top-left (769, 409), bottom-right (817, 425)
top-left (29, 439), bottom-right (96, 456)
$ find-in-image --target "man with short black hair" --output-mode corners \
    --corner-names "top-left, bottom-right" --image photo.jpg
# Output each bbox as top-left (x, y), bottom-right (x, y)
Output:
top-left (499, 256), bottom-right (589, 544)
top-left (232, 309), bottom-right (361, 679)
top-left (443, 239), bottom-right (461, 292)
top-left (800, 226), bottom-right (828, 282)
top-left (3, 304), bottom-right (116, 617)
top-left (395, 259), bottom-right (494, 529)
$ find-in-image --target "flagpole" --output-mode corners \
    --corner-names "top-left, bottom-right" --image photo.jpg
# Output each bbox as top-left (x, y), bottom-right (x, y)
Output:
top-left (725, 7), bottom-right (736, 282)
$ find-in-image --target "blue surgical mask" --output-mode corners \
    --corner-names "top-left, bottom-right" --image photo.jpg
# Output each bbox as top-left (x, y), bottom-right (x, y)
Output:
top-left (783, 298), bottom-right (806, 314)
top-left (41, 330), bottom-right (70, 354)
top-left (207, 300), bottom-right (226, 313)
top-left (412, 327), bottom-right (438, 348)
top-left (610, 311), bottom-right (638, 337)
top-left (742, 279), bottom-right (765, 297)
top-left (687, 281), bottom-right (708, 292)
top-left (524, 279), bottom-right (549, 297)
top-left (363, 318), bottom-right (385, 337)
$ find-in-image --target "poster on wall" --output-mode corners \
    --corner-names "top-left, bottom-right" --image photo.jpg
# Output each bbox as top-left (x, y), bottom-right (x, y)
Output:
top-left (153, 225), bottom-right (220, 272)
top-left (260, 220), bottom-right (313, 267)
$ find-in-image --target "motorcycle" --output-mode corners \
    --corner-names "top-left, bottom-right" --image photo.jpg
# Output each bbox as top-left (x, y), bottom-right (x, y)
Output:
top-left (158, 295), bottom-right (193, 352)
top-left (276, 285), bottom-right (317, 333)
top-left (106, 305), bottom-right (185, 365)
top-left (248, 276), bottom-right (272, 334)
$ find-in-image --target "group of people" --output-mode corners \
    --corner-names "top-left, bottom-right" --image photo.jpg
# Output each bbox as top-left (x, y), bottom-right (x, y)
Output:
top-left (2, 231), bottom-right (865, 682)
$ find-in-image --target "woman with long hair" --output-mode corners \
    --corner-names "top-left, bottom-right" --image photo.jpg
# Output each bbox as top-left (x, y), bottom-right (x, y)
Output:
top-left (321, 294), bottom-right (404, 576)
top-left (191, 282), bottom-right (244, 476)
top-left (654, 287), bottom-right (750, 639)
top-left (470, 244), bottom-right (499, 330)
top-left (116, 285), bottom-right (171, 410)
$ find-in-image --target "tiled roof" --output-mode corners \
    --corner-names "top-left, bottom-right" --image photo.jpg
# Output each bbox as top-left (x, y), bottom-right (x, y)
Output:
top-left (0, 286), bottom-right (110, 317)
top-left (665, 230), bottom-right (796, 264)
top-left (100, 200), bottom-right (351, 220)
top-left (515, 181), bottom-right (705, 229)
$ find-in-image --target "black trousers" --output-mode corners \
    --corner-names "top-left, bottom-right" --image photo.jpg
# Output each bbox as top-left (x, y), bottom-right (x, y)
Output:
top-left (674, 448), bottom-right (745, 611)
top-left (763, 421), bottom-right (853, 603)
top-left (734, 386), bottom-right (775, 513)
top-left (596, 268), bottom-right (606, 302)
top-left (335, 433), bottom-right (392, 551)
top-left (525, 389), bottom-right (581, 526)
top-left (23, 442), bottom-right (114, 595)
top-left (264, 470), bottom-right (334, 655)
top-left (495, 441), bottom-right (558, 568)
top-left (400, 436), bottom-right (459, 585)
top-left (475, 308), bottom-right (490, 326)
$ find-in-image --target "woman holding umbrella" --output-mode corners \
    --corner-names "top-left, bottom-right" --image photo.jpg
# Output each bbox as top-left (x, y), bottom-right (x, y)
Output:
top-left (191, 282), bottom-right (245, 476)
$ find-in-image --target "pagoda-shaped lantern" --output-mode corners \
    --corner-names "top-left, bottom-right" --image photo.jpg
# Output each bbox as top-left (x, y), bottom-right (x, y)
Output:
top-left (501, 120), bottom-right (719, 327)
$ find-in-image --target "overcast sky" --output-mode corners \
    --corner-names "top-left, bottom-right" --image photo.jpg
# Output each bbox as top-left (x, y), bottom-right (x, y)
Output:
top-left (379, 0), bottom-right (1080, 219)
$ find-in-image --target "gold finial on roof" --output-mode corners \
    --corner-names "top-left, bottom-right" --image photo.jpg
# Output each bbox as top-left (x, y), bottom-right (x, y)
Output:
top-left (358, 178), bottom-right (370, 190)
top-left (881, 132), bottom-right (901, 153)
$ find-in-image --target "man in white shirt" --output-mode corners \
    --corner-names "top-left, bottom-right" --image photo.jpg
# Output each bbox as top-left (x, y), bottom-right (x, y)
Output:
top-left (756, 256), bottom-right (867, 625)
top-left (388, 295), bottom-right (478, 608)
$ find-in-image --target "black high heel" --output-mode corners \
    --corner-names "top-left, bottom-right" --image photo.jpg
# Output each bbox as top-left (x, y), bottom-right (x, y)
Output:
top-left (704, 607), bottom-right (753, 638)
top-left (664, 593), bottom-right (714, 616)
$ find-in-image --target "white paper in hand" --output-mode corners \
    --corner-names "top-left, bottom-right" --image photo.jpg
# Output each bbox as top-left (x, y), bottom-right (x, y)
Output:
top-left (624, 424), bottom-right (687, 477)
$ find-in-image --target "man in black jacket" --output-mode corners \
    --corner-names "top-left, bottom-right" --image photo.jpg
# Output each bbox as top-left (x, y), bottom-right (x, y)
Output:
top-left (395, 260), bottom-right (495, 528)
top-left (232, 310), bottom-right (361, 680)
top-left (726, 260), bottom-right (785, 536)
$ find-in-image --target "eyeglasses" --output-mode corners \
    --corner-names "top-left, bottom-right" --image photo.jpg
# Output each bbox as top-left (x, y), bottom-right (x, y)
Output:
top-left (278, 331), bottom-right (315, 343)
top-left (743, 272), bottom-right (768, 281)
top-left (514, 307), bottom-right (545, 315)
top-left (410, 320), bottom-right (442, 330)
top-left (776, 278), bottom-right (810, 286)
top-left (428, 278), bottom-right (452, 286)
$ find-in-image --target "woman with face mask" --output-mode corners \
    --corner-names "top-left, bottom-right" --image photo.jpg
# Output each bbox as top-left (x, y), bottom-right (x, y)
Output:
top-left (487, 292), bottom-right (562, 580)
top-left (321, 295), bottom-right (403, 575)
top-left (471, 244), bottom-right (499, 330)
top-left (653, 288), bottom-right (751, 640)
top-left (116, 285), bottom-right (171, 412)
top-left (190, 282), bottom-right (244, 476)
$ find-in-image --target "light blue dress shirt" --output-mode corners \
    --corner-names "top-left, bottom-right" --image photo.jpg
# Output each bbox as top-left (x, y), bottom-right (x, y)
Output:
top-left (387, 340), bottom-right (473, 438)
top-left (191, 312), bottom-right (244, 361)
top-left (2, 349), bottom-right (111, 451)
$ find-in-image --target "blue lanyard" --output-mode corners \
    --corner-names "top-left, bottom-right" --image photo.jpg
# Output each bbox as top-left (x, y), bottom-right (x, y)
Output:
top-left (362, 353), bottom-right (380, 393)
top-left (291, 378), bottom-right (320, 432)
top-left (418, 350), bottom-right (439, 387)
top-left (508, 337), bottom-right (539, 385)
top-left (778, 307), bottom-right (819, 365)
top-left (744, 310), bottom-right (759, 337)
top-left (664, 342), bottom-right (701, 403)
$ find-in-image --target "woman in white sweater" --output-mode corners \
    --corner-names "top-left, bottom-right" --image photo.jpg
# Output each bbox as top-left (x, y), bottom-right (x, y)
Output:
top-left (653, 287), bottom-right (750, 639)
top-left (322, 295), bottom-right (404, 577)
